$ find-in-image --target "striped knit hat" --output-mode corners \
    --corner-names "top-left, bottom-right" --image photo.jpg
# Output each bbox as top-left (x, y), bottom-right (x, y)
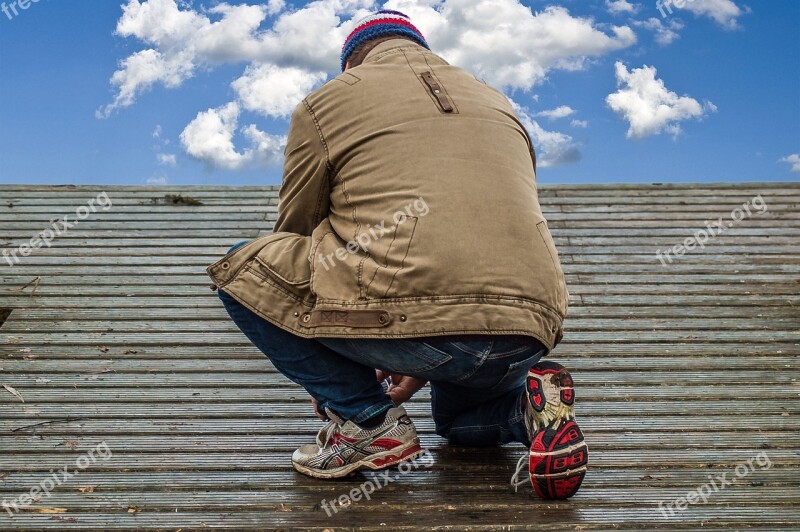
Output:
top-left (341, 10), bottom-right (430, 71)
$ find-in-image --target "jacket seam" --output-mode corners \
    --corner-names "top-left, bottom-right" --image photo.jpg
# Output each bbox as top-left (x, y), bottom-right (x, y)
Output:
top-left (311, 166), bottom-right (329, 227)
top-left (301, 99), bottom-right (333, 232)
top-left (365, 45), bottom-right (445, 65)
top-left (314, 294), bottom-right (564, 320)
top-left (366, 47), bottom-right (407, 63)
top-left (338, 171), bottom-right (367, 297)
top-left (536, 222), bottom-right (567, 312)
top-left (309, 230), bottom-right (334, 292)
top-left (302, 98), bottom-right (334, 174)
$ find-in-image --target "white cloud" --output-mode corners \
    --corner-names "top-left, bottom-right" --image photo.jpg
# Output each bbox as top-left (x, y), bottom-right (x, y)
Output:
top-left (146, 175), bottom-right (169, 185)
top-left (267, 0), bottom-right (287, 16)
top-left (103, 1), bottom-right (637, 112)
top-left (386, 1), bottom-right (637, 89)
top-left (634, 17), bottom-right (683, 46)
top-left (779, 154), bottom-right (800, 173)
top-left (103, 0), bottom-right (639, 170)
top-left (606, 0), bottom-right (640, 14)
top-left (512, 102), bottom-right (581, 168)
top-left (535, 105), bottom-right (577, 121)
top-left (241, 124), bottom-right (290, 167)
top-left (157, 153), bottom-right (177, 166)
top-left (233, 64), bottom-right (327, 119)
top-left (100, 0), bottom-right (371, 119)
top-left (571, 119), bottom-right (589, 128)
top-left (97, 48), bottom-right (195, 118)
top-left (606, 62), bottom-right (715, 139)
top-left (152, 125), bottom-right (162, 139)
top-left (659, 0), bottom-right (747, 30)
top-left (179, 102), bottom-right (287, 170)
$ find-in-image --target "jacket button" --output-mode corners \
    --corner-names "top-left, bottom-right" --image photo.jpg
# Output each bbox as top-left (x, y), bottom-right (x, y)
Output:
top-left (302, 314), bottom-right (311, 323)
top-left (221, 262), bottom-right (230, 270)
top-left (400, 315), bottom-right (407, 322)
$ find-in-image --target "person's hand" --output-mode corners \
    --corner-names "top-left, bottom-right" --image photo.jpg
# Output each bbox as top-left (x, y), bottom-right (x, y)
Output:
top-left (376, 370), bottom-right (428, 405)
top-left (310, 397), bottom-right (329, 421)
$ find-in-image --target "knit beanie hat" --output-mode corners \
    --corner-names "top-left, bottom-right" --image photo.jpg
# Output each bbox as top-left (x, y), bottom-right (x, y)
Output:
top-left (341, 10), bottom-right (430, 71)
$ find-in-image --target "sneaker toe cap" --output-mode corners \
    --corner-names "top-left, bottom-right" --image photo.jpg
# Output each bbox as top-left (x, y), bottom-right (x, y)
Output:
top-left (292, 444), bottom-right (320, 465)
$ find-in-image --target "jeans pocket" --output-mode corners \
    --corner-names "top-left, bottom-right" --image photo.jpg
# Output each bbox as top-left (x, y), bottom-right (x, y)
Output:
top-left (490, 351), bottom-right (545, 392)
top-left (344, 338), bottom-right (454, 376)
top-left (394, 341), bottom-right (454, 373)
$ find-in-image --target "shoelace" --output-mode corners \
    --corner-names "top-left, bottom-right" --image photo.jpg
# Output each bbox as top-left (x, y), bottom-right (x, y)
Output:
top-left (316, 419), bottom-right (339, 447)
top-left (510, 454), bottom-right (530, 492)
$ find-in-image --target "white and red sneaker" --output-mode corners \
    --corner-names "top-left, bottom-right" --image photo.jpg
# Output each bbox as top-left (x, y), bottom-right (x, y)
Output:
top-left (292, 406), bottom-right (425, 479)
top-left (511, 361), bottom-right (588, 499)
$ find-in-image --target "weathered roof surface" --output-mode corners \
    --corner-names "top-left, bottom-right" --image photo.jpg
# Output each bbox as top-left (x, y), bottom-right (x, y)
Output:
top-left (0, 182), bottom-right (798, 530)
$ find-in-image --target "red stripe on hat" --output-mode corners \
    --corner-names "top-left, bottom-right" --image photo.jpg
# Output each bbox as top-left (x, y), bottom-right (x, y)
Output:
top-left (343, 18), bottom-right (425, 48)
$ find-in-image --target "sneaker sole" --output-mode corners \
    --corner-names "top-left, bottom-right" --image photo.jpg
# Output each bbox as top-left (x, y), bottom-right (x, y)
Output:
top-left (292, 440), bottom-right (426, 480)
top-left (526, 362), bottom-right (588, 500)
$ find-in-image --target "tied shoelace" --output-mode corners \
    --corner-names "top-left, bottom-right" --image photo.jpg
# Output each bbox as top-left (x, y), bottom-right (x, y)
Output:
top-left (316, 419), bottom-right (339, 447)
top-left (510, 454), bottom-right (531, 492)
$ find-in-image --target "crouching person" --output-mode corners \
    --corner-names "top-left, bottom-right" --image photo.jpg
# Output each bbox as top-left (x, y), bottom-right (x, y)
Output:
top-left (208, 10), bottom-right (587, 500)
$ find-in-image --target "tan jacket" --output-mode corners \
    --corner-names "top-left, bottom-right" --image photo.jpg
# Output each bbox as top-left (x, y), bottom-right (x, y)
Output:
top-left (208, 39), bottom-right (568, 349)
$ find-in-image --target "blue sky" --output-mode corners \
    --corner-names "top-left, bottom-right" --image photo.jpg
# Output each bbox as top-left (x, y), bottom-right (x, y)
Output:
top-left (0, 0), bottom-right (798, 186)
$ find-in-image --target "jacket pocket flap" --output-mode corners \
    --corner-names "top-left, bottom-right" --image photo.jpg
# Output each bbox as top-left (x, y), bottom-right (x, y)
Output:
top-left (253, 233), bottom-right (313, 286)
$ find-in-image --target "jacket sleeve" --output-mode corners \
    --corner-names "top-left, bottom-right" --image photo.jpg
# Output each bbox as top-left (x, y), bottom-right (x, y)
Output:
top-left (273, 100), bottom-right (331, 236)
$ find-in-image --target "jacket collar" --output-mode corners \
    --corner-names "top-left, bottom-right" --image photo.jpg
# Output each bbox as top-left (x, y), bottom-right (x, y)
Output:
top-left (362, 38), bottom-right (427, 65)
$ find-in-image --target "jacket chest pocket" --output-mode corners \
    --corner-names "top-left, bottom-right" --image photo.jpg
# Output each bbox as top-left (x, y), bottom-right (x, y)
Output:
top-left (362, 215), bottom-right (419, 299)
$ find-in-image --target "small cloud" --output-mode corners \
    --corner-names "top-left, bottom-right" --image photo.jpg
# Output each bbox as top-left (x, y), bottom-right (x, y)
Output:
top-left (606, 0), bottom-right (641, 14)
top-left (512, 102), bottom-right (581, 168)
top-left (157, 153), bottom-right (177, 167)
top-left (571, 119), bottom-right (589, 128)
top-left (634, 17), bottom-right (684, 46)
top-left (153, 125), bottom-right (162, 139)
top-left (535, 106), bottom-right (577, 121)
top-left (179, 102), bottom-right (286, 170)
top-left (606, 62), bottom-right (713, 139)
top-left (232, 64), bottom-right (326, 119)
top-left (665, 0), bottom-right (750, 30)
top-left (779, 154), bottom-right (800, 173)
top-left (266, 0), bottom-right (285, 16)
top-left (146, 175), bottom-right (169, 186)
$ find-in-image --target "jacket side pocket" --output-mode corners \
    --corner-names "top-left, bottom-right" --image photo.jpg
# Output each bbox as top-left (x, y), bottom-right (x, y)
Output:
top-left (250, 233), bottom-right (314, 303)
top-left (364, 215), bottom-right (418, 299)
top-left (536, 221), bottom-right (569, 316)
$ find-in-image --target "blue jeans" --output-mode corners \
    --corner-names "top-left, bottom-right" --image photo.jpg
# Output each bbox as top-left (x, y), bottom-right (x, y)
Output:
top-left (218, 243), bottom-right (547, 447)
